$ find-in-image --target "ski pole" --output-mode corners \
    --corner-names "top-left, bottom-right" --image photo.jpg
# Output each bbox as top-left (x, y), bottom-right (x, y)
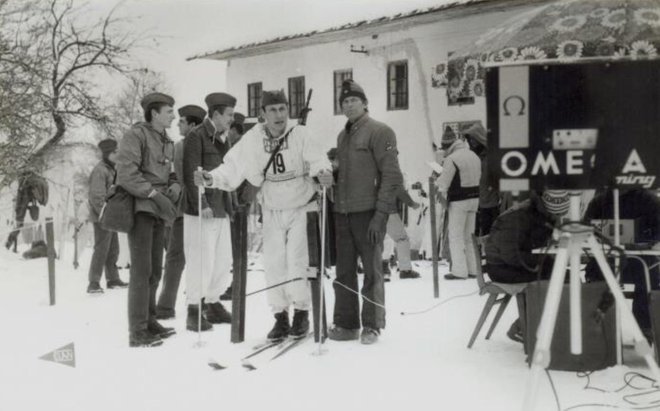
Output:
top-left (196, 166), bottom-right (205, 347)
top-left (317, 185), bottom-right (327, 355)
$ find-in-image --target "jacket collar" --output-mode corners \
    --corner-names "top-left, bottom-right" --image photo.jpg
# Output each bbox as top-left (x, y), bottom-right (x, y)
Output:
top-left (445, 139), bottom-right (468, 156)
top-left (344, 112), bottom-right (370, 134)
top-left (140, 122), bottom-right (172, 143)
top-left (203, 118), bottom-right (227, 144)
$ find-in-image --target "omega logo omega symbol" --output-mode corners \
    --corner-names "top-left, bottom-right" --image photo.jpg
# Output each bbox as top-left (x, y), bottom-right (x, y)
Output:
top-left (503, 95), bottom-right (526, 116)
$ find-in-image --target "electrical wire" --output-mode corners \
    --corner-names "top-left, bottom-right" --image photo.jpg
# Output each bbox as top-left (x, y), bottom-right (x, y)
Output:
top-left (400, 289), bottom-right (479, 316)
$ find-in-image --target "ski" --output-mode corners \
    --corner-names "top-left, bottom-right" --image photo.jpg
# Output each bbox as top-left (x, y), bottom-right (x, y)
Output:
top-left (242, 332), bottom-right (313, 370)
top-left (207, 338), bottom-right (286, 371)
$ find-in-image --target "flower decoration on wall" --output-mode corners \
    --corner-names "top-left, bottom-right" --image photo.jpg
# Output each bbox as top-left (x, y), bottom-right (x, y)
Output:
top-left (446, 0), bottom-right (660, 106)
top-left (431, 63), bottom-right (448, 88)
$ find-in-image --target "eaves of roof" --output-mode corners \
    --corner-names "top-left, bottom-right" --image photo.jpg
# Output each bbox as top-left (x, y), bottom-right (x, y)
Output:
top-left (187, 0), bottom-right (551, 62)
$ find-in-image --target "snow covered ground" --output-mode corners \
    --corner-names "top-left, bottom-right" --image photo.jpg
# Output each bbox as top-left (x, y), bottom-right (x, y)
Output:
top-left (1, 242), bottom-right (658, 411)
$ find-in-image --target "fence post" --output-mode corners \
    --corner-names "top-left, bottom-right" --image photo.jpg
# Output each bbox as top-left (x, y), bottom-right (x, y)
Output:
top-left (429, 178), bottom-right (439, 299)
top-left (46, 218), bottom-right (56, 305)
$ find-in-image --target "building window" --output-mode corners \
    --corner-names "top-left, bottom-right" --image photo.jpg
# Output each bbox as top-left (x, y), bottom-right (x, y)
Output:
top-left (247, 82), bottom-right (262, 118)
top-left (387, 60), bottom-right (408, 110)
top-left (288, 76), bottom-right (305, 119)
top-left (333, 69), bottom-right (353, 115)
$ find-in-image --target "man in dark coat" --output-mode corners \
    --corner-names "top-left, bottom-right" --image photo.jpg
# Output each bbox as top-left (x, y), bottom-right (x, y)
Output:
top-left (155, 104), bottom-right (206, 319)
top-left (329, 79), bottom-right (404, 345)
top-left (182, 93), bottom-right (236, 332)
top-left (116, 92), bottom-right (179, 348)
top-left (86, 139), bottom-right (128, 294)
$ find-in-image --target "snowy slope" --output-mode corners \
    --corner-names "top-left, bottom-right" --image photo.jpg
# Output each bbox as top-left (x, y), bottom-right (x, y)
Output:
top-left (0, 243), bottom-right (658, 411)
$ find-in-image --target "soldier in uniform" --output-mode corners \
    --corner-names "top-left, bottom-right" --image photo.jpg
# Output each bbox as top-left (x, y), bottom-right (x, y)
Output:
top-left (87, 139), bottom-right (128, 294)
top-left (155, 105), bottom-right (206, 319)
top-left (116, 92), bottom-right (180, 347)
top-left (182, 93), bottom-right (236, 332)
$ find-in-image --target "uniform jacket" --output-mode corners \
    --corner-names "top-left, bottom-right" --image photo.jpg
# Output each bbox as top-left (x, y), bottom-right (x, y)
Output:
top-left (88, 159), bottom-right (116, 223)
top-left (334, 113), bottom-right (403, 214)
top-left (183, 118), bottom-right (232, 218)
top-left (485, 195), bottom-right (554, 269)
top-left (436, 140), bottom-right (481, 202)
top-left (116, 122), bottom-right (178, 218)
top-left (208, 122), bottom-right (330, 211)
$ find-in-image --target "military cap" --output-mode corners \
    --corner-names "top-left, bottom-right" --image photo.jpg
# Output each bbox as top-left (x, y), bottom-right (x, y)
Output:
top-left (261, 90), bottom-right (288, 107)
top-left (140, 92), bottom-right (175, 111)
top-left (98, 138), bottom-right (117, 154)
top-left (205, 92), bottom-right (237, 113)
top-left (178, 105), bottom-right (206, 122)
top-left (339, 79), bottom-right (367, 103)
top-left (233, 112), bottom-right (245, 125)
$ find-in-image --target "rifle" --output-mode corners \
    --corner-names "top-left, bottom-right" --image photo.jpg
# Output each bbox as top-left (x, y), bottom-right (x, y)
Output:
top-left (298, 89), bottom-right (313, 126)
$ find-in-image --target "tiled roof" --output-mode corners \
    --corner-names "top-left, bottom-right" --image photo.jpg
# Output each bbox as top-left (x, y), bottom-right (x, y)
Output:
top-left (188, 0), bottom-right (490, 61)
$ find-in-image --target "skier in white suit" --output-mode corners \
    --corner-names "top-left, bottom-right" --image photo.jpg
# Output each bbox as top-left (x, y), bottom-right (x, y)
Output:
top-left (195, 90), bottom-right (333, 341)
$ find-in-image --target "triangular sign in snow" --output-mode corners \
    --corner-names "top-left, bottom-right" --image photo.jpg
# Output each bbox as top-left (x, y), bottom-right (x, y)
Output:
top-left (39, 342), bottom-right (75, 368)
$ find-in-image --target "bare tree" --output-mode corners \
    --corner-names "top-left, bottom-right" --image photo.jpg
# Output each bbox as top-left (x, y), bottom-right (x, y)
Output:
top-left (99, 68), bottom-right (169, 141)
top-left (0, 0), bottom-right (141, 189)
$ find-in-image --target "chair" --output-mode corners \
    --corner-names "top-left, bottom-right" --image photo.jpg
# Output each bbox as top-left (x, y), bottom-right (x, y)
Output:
top-left (467, 234), bottom-right (527, 348)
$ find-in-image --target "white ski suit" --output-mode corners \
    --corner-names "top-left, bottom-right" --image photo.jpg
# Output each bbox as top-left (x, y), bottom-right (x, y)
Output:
top-left (207, 123), bottom-right (331, 312)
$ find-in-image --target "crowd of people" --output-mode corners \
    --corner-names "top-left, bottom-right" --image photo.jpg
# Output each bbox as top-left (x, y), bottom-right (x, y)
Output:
top-left (82, 77), bottom-right (660, 350)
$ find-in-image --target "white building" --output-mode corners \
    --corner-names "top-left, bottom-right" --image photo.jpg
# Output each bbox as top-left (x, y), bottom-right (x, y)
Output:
top-left (191, 0), bottom-right (550, 186)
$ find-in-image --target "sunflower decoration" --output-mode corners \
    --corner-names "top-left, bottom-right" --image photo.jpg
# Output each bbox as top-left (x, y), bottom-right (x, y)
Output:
top-left (497, 47), bottom-right (519, 62)
top-left (556, 40), bottom-right (584, 60)
top-left (601, 8), bottom-right (627, 29)
top-left (470, 79), bottom-right (485, 98)
top-left (550, 14), bottom-right (588, 33)
top-left (463, 59), bottom-right (480, 82)
top-left (630, 40), bottom-right (658, 59)
top-left (589, 8), bottom-right (610, 20)
top-left (431, 63), bottom-right (448, 88)
top-left (634, 8), bottom-right (660, 27)
top-left (518, 46), bottom-right (548, 61)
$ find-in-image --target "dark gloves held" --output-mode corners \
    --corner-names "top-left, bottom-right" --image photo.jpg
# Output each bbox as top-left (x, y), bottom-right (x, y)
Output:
top-left (367, 211), bottom-right (389, 245)
top-left (152, 192), bottom-right (177, 223)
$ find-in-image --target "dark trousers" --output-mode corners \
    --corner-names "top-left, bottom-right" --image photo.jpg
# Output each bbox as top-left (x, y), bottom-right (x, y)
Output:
top-left (128, 212), bottom-right (165, 333)
top-left (88, 222), bottom-right (120, 283)
top-left (333, 210), bottom-right (385, 330)
top-left (487, 260), bottom-right (554, 284)
top-left (156, 216), bottom-right (184, 314)
top-left (476, 206), bottom-right (499, 237)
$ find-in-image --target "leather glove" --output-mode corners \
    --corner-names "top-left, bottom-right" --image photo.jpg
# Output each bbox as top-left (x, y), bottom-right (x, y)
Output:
top-left (367, 211), bottom-right (388, 245)
top-left (317, 170), bottom-right (334, 188)
top-left (200, 207), bottom-right (214, 219)
top-left (5, 230), bottom-right (18, 251)
top-left (166, 183), bottom-right (181, 204)
top-left (194, 170), bottom-right (212, 187)
top-left (152, 192), bottom-right (177, 222)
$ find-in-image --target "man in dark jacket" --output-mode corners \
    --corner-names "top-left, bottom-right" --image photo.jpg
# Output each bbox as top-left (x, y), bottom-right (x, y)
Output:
top-left (155, 105), bottom-right (205, 319)
top-left (329, 79), bottom-right (404, 345)
top-left (182, 93), bottom-right (236, 332)
top-left (86, 139), bottom-right (127, 294)
top-left (485, 190), bottom-right (569, 342)
top-left (116, 92), bottom-right (179, 348)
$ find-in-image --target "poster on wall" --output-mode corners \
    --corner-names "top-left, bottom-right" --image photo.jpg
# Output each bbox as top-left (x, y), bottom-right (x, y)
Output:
top-left (446, 51), bottom-right (485, 106)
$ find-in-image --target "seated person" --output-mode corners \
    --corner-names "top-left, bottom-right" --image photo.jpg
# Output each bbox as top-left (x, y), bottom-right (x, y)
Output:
top-left (484, 190), bottom-right (570, 341)
top-left (584, 187), bottom-right (660, 341)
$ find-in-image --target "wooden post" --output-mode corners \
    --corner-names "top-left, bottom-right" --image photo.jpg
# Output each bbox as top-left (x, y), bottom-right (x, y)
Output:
top-left (429, 178), bottom-right (439, 299)
top-left (231, 209), bottom-right (248, 343)
top-left (73, 225), bottom-right (79, 269)
top-left (46, 218), bottom-right (56, 305)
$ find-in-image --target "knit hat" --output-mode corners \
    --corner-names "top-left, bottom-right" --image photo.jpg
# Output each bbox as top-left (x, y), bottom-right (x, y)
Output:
top-left (98, 139), bottom-right (117, 154)
top-left (339, 79), bottom-right (367, 104)
top-left (541, 190), bottom-right (570, 216)
top-left (441, 125), bottom-right (457, 144)
top-left (261, 90), bottom-right (288, 107)
top-left (463, 123), bottom-right (487, 147)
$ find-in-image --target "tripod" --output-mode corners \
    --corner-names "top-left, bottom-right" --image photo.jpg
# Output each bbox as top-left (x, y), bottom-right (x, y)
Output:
top-left (522, 194), bottom-right (660, 410)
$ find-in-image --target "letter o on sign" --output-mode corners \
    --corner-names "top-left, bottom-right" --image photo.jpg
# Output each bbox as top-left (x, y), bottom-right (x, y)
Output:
top-left (501, 151), bottom-right (527, 177)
